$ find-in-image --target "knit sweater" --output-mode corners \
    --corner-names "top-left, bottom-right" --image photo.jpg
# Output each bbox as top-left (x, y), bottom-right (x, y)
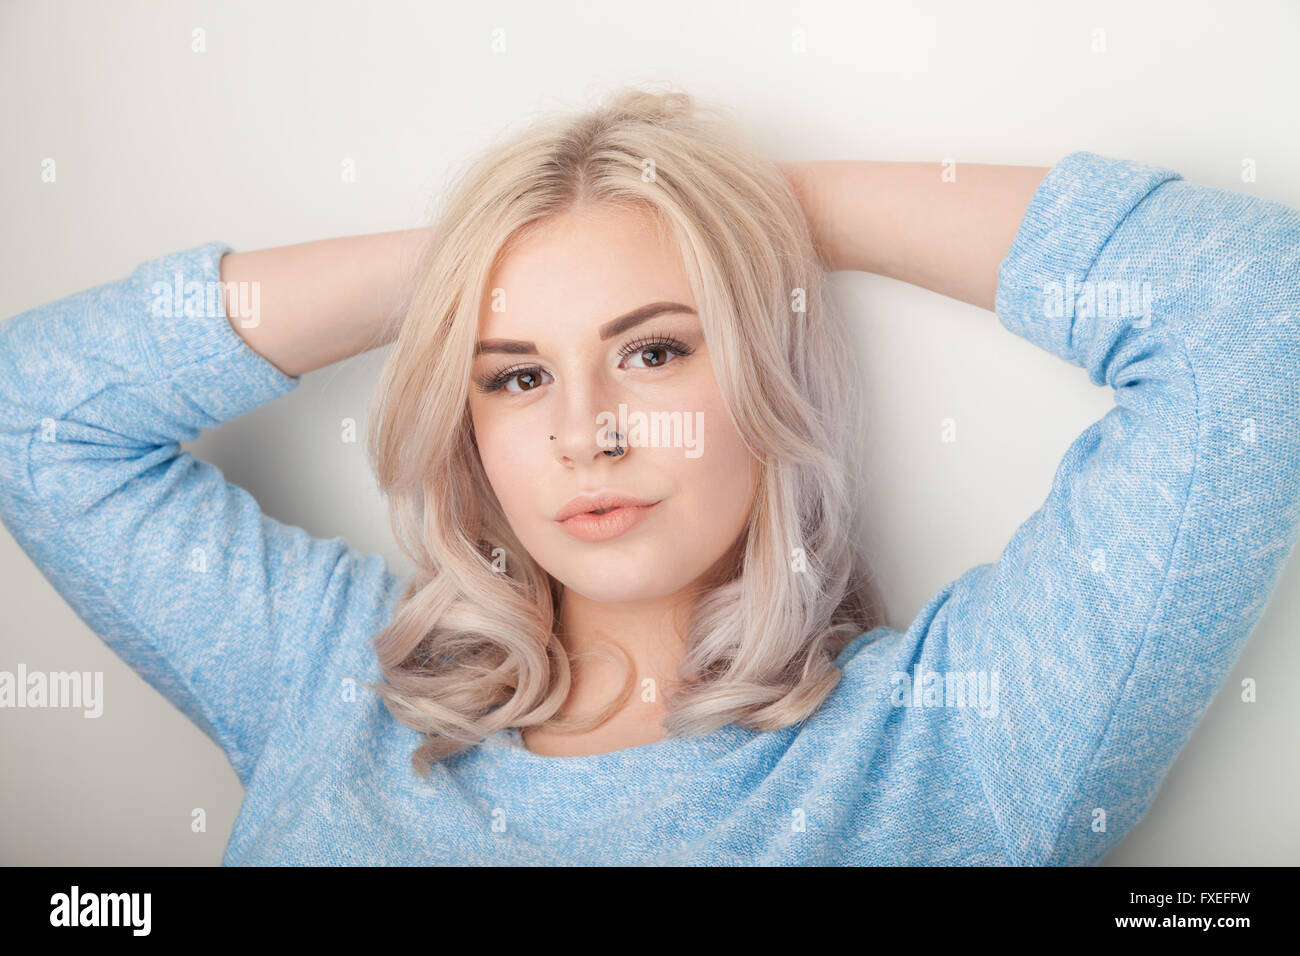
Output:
top-left (2, 151), bottom-right (1298, 865)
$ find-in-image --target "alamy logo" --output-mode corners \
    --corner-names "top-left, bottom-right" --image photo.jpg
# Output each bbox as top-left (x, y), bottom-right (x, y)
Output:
top-left (1042, 275), bottom-right (1156, 327)
top-left (151, 271), bottom-right (260, 328)
top-left (594, 403), bottom-right (704, 459)
top-left (890, 668), bottom-right (1000, 719)
top-left (0, 665), bottom-right (102, 717)
top-left (49, 885), bottom-right (151, 936)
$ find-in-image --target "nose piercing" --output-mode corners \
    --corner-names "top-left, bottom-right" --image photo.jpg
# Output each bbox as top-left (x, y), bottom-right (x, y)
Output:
top-left (603, 430), bottom-right (624, 457)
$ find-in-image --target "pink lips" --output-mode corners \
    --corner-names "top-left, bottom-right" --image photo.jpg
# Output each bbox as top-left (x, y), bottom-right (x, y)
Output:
top-left (554, 492), bottom-right (661, 543)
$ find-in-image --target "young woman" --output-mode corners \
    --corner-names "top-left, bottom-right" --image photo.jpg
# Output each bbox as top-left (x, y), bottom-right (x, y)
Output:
top-left (2, 88), bottom-right (1297, 866)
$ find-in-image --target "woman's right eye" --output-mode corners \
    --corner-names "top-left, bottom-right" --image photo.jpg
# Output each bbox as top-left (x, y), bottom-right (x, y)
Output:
top-left (476, 365), bottom-right (554, 395)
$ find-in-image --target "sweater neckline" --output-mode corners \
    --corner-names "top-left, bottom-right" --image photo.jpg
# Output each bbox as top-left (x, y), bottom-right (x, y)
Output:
top-left (430, 632), bottom-right (887, 834)
top-left (429, 721), bottom-right (767, 840)
top-left (485, 722), bottom-right (755, 770)
top-left (471, 628), bottom-right (885, 772)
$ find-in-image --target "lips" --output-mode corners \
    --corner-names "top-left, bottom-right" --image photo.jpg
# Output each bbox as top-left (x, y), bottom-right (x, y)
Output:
top-left (555, 500), bottom-right (660, 543)
top-left (554, 492), bottom-right (658, 523)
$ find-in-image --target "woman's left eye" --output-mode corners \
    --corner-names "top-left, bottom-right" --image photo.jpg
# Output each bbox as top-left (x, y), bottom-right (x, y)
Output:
top-left (622, 346), bottom-right (675, 369)
top-left (618, 335), bottom-right (694, 369)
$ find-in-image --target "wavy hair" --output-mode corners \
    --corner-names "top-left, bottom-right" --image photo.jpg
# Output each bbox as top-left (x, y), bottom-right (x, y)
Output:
top-left (364, 84), bottom-right (884, 775)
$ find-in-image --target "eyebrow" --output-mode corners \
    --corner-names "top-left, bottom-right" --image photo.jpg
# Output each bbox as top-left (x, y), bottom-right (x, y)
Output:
top-left (473, 301), bottom-right (698, 357)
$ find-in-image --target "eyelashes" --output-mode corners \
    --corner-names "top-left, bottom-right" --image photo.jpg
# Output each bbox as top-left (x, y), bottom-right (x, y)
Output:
top-left (473, 334), bottom-right (696, 395)
top-left (617, 333), bottom-right (694, 362)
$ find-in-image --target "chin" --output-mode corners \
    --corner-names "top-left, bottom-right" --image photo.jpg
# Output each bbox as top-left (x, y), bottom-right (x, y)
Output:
top-left (548, 548), bottom-right (688, 605)
top-left (567, 580), bottom-right (668, 605)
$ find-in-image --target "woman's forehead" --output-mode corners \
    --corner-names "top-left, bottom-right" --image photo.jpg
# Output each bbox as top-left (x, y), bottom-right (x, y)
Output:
top-left (493, 203), bottom-right (678, 281)
top-left (479, 209), bottom-right (696, 339)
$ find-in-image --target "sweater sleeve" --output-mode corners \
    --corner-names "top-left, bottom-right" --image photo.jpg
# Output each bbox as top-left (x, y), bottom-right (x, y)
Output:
top-left (931, 152), bottom-right (1300, 865)
top-left (0, 242), bottom-right (401, 788)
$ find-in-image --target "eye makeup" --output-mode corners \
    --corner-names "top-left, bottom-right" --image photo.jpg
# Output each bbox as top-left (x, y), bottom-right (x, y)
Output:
top-left (473, 332), bottom-right (696, 395)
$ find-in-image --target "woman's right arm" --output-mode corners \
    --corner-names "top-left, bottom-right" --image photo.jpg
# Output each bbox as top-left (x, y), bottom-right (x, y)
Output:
top-left (218, 229), bottom-right (428, 377)
top-left (0, 235), bottom-right (424, 787)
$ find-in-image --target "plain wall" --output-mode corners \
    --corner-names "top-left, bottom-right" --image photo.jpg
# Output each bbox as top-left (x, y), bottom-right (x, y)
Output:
top-left (1, 0), bottom-right (1297, 864)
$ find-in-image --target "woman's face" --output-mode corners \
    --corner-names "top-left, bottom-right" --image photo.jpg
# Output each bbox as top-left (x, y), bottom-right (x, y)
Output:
top-left (468, 202), bottom-right (761, 604)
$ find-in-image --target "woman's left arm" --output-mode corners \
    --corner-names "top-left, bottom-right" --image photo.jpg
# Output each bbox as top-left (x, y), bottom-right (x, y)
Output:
top-left (782, 158), bottom-right (1049, 307)
top-left (796, 151), bottom-right (1300, 864)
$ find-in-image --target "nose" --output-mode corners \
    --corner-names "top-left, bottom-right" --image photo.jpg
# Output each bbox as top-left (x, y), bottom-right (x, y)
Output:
top-left (550, 378), bottom-right (628, 466)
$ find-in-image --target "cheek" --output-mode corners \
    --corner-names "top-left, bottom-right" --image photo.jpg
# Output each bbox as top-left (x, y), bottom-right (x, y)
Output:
top-left (470, 405), bottom-right (534, 513)
top-left (670, 388), bottom-right (758, 542)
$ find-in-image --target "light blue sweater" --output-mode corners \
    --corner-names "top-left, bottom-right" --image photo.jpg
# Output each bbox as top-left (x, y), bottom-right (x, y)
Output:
top-left (2, 152), bottom-right (1298, 865)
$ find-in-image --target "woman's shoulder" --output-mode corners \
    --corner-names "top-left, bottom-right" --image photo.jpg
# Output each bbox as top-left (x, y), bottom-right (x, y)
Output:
top-left (834, 625), bottom-right (900, 669)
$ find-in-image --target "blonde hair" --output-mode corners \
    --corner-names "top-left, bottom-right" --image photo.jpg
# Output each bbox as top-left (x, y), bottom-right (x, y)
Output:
top-left (364, 84), bottom-right (884, 774)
